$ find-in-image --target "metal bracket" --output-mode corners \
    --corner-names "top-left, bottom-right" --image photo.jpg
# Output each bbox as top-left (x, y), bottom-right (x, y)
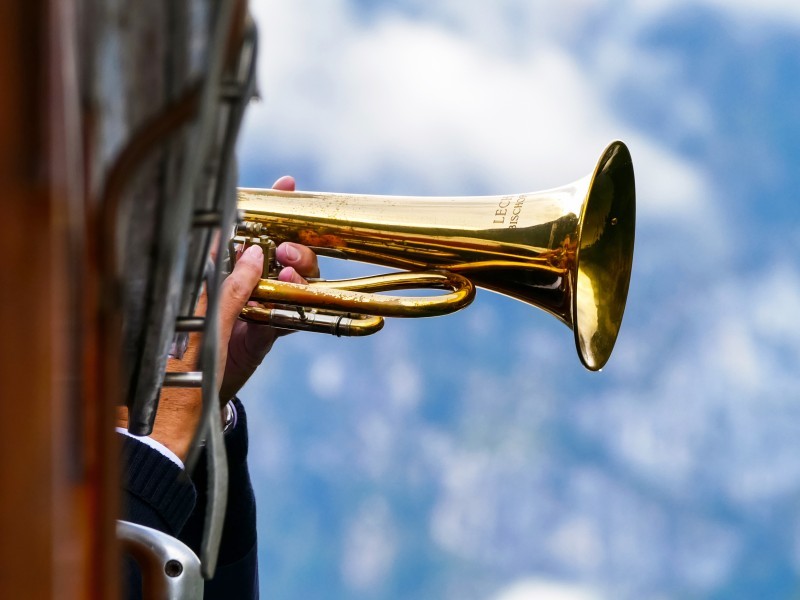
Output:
top-left (117, 520), bottom-right (204, 600)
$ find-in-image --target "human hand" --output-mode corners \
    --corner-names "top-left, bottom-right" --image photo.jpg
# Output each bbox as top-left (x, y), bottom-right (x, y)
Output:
top-left (117, 176), bottom-right (318, 461)
top-left (217, 175), bottom-right (320, 402)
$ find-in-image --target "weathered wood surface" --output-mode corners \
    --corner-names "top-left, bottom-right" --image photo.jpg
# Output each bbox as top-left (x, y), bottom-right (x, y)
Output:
top-left (0, 1), bottom-right (219, 597)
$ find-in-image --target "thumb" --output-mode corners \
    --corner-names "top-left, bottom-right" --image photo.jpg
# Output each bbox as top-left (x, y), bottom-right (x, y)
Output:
top-left (218, 244), bottom-right (264, 360)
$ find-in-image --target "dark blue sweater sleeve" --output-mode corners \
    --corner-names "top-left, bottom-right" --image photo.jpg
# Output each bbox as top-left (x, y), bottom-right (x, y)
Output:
top-left (120, 398), bottom-right (258, 599)
top-left (178, 398), bottom-right (259, 598)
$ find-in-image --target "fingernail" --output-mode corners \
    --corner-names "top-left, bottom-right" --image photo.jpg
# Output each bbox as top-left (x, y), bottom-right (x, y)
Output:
top-left (283, 243), bottom-right (299, 262)
top-left (244, 244), bottom-right (263, 259)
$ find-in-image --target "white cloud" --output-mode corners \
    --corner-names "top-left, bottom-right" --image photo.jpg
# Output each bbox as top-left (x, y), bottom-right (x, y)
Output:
top-left (429, 449), bottom-right (495, 557)
top-left (385, 359), bottom-right (422, 410)
top-left (490, 578), bottom-right (602, 600)
top-left (355, 413), bottom-right (394, 479)
top-left (341, 496), bottom-right (397, 591)
top-left (622, 134), bottom-right (712, 219)
top-left (754, 263), bottom-right (800, 345)
top-left (308, 352), bottom-right (346, 399)
top-left (243, 0), bottom-right (712, 228)
top-left (576, 260), bottom-right (800, 508)
top-left (547, 517), bottom-right (603, 572)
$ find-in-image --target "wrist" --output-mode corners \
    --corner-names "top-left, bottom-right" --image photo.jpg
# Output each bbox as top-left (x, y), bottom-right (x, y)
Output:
top-left (116, 388), bottom-right (202, 462)
top-left (149, 389), bottom-right (203, 461)
top-left (116, 393), bottom-right (237, 463)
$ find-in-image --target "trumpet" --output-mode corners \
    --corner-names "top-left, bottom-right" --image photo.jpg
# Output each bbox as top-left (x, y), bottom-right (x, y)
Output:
top-left (231, 141), bottom-right (635, 371)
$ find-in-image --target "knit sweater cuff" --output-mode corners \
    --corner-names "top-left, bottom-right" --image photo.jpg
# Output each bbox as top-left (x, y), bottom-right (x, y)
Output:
top-left (120, 435), bottom-right (197, 535)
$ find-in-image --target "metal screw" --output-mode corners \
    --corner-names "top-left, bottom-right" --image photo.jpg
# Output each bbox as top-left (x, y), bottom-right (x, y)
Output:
top-left (164, 559), bottom-right (183, 578)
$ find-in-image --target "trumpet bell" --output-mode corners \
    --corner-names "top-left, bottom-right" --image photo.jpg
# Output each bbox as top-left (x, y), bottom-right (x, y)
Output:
top-left (237, 140), bottom-right (635, 371)
top-left (571, 141), bottom-right (635, 370)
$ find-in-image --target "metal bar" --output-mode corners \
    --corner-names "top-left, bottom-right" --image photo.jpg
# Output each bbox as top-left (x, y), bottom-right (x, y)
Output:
top-left (117, 520), bottom-right (203, 600)
top-left (174, 317), bottom-right (206, 332)
top-left (162, 372), bottom-right (203, 388)
top-left (192, 210), bottom-right (222, 227)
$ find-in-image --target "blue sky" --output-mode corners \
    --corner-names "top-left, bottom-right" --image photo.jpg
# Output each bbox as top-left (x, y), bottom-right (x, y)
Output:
top-left (236, 1), bottom-right (800, 598)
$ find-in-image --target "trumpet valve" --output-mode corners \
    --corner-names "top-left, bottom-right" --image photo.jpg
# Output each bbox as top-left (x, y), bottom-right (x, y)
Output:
top-left (230, 228), bottom-right (281, 279)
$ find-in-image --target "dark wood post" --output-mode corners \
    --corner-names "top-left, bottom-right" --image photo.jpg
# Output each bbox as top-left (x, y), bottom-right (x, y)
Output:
top-left (0, 1), bottom-right (119, 598)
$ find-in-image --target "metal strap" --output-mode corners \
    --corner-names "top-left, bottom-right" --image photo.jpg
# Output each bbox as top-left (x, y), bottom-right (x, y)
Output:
top-left (184, 16), bottom-right (260, 579)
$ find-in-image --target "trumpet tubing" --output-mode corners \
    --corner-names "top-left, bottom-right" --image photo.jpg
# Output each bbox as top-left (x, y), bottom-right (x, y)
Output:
top-left (235, 141), bottom-right (635, 371)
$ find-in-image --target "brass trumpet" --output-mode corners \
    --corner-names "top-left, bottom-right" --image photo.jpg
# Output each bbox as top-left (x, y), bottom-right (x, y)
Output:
top-left (231, 141), bottom-right (635, 371)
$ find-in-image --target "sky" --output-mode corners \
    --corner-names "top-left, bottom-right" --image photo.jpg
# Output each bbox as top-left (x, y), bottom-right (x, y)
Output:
top-left (236, 1), bottom-right (800, 598)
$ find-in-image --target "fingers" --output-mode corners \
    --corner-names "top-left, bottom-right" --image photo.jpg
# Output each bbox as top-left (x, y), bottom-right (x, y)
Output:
top-left (219, 244), bottom-right (264, 349)
top-left (277, 265), bottom-right (307, 284)
top-left (277, 242), bottom-right (319, 280)
top-left (272, 175), bottom-right (296, 191)
top-left (218, 318), bottom-right (278, 401)
top-left (269, 175), bottom-right (319, 280)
